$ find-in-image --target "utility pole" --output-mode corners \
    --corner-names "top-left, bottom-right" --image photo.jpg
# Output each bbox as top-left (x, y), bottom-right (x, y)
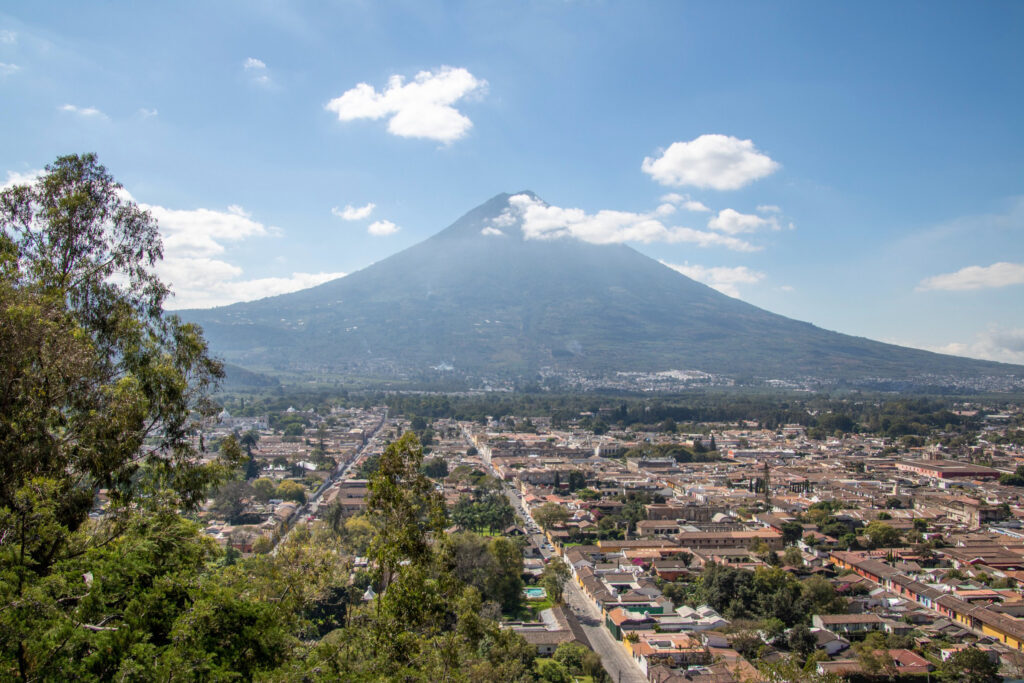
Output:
top-left (763, 460), bottom-right (771, 509)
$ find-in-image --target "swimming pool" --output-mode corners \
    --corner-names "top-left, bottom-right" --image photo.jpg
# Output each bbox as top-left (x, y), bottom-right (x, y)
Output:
top-left (524, 587), bottom-right (547, 600)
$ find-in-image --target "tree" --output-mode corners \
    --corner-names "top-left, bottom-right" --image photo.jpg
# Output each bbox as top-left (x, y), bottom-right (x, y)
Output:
top-left (541, 559), bottom-right (572, 605)
top-left (787, 624), bottom-right (816, 657)
top-left (212, 479), bottom-right (257, 523)
top-left (552, 641), bottom-right (591, 675)
top-left (422, 456), bottom-right (448, 479)
top-left (0, 153), bottom-right (228, 541)
top-left (239, 429), bottom-right (260, 454)
top-left (782, 546), bottom-right (804, 567)
top-left (276, 480), bottom-right (307, 504)
top-left (253, 477), bottom-right (277, 503)
top-left (781, 521), bottom-right (805, 545)
top-left (864, 521), bottom-right (902, 549)
top-left (940, 647), bottom-right (1000, 683)
top-left (533, 502), bottom-right (569, 530)
top-left (365, 432), bottom-right (446, 591)
top-left (535, 658), bottom-right (571, 683)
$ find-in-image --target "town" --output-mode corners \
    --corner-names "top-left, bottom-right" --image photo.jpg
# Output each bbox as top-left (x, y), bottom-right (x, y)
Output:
top-left (169, 396), bottom-right (1024, 682)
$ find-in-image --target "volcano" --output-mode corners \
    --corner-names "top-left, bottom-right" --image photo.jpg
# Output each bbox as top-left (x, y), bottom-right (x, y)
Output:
top-left (180, 193), bottom-right (1022, 389)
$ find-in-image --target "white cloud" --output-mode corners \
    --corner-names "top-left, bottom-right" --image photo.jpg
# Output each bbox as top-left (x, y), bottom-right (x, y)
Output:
top-left (144, 201), bottom-right (343, 308)
top-left (138, 108), bottom-right (158, 118)
top-left (0, 30), bottom-right (15, 44)
top-left (141, 203), bottom-right (268, 257)
top-left (367, 219), bottom-right (399, 236)
top-left (332, 202), bottom-right (375, 221)
top-left (708, 208), bottom-right (780, 235)
top-left (906, 327), bottom-right (1024, 365)
top-left (481, 226), bottom-right (505, 236)
top-left (757, 204), bottom-right (781, 214)
top-left (2, 169), bottom-right (42, 190)
top-left (243, 57), bottom-right (271, 87)
top-left (0, 62), bottom-right (19, 77)
top-left (7, 178), bottom-right (334, 309)
top-left (506, 194), bottom-right (759, 251)
top-left (325, 66), bottom-right (486, 143)
top-left (917, 262), bottom-right (1024, 292)
top-left (642, 134), bottom-right (779, 190)
top-left (660, 192), bottom-right (711, 212)
top-left (163, 264), bottom-right (346, 309)
top-left (659, 261), bottom-right (765, 298)
top-left (490, 211), bottom-right (517, 228)
top-left (59, 104), bottom-right (107, 119)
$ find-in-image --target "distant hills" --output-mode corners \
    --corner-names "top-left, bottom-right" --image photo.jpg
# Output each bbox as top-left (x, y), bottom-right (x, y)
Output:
top-left (180, 193), bottom-right (1023, 391)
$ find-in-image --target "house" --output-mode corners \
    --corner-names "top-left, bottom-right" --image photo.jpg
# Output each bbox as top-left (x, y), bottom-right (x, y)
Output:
top-left (605, 607), bottom-right (657, 640)
top-left (506, 606), bottom-right (587, 655)
top-left (811, 628), bottom-right (850, 656)
top-left (623, 632), bottom-right (710, 676)
top-left (884, 649), bottom-right (934, 675)
top-left (812, 613), bottom-right (886, 635)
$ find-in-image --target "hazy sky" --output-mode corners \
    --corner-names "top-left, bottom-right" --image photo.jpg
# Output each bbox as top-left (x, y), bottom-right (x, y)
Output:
top-left (2, 2), bottom-right (1023, 363)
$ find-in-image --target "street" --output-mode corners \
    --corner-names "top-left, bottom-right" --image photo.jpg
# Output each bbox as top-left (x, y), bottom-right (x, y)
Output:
top-left (499, 481), bottom-right (646, 683)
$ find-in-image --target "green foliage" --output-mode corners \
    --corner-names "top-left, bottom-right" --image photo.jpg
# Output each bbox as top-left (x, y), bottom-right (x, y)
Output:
top-left (781, 521), bottom-right (805, 545)
top-left (533, 502), bottom-right (570, 530)
top-left (0, 153), bottom-right (228, 541)
top-left (863, 521), bottom-right (902, 548)
top-left (443, 532), bottom-right (524, 613)
top-left (698, 564), bottom-right (845, 626)
top-left (211, 476), bottom-right (257, 523)
top-left (999, 465), bottom-right (1024, 486)
top-left (450, 487), bottom-right (514, 533)
top-left (422, 456), bottom-right (449, 479)
top-left (939, 646), bottom-right (1000, 682)
top-left (276, 480), bottom-right (307, 504)
top-left (540, 559), bottom-right (571, 605)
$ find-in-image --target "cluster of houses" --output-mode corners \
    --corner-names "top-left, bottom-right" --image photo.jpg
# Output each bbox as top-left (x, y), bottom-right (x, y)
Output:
top-left (450, 407), bottom-right (1024, 680)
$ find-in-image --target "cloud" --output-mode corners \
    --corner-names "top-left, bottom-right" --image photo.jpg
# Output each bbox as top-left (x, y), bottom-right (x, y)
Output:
top-left (642, 134), bottom-right (779, 190)
top-left (2, 169), bottom-right (42, 190)
top-left (59, 104), bottom-right (107, 119)
top-left (708, 208), bottom-right (780, 235)
top-left (147, 201), bottom-right (343, 308)
top-left (367, 219), bottom-right (399, 236)
top-left (243, 57), bottom-right (271, 87)
top-left (162, 263), bottom-right (345, 309)
top-left (325, 66), bottom-right (486, 143)
top-left (7, 178), bottom-right (335, 309)
top-left (332, 202), bottom-right (375, 221)
top-left (506, 194), bottom-right (759, 251)
top-left (660, 261), bottom-right (765, 298)
top-left (140, 202), bottom-right (269, 257)
top-left (917, 262), bottom-right (1024, 292)
top-left (138, 108), bottom-right (158, 118)
top-left (0, 62), bottom-right (19, 77)
top-left (0, 30), bottom-right (15, 44)
top-left (481, 226), bottom-right (505, 236)
top-left (142, 200), bottom-right (343, 308)
top-left (907, 326), bottom-right (1024, 365)
top-left (660, 192), bottom-right (711, 212)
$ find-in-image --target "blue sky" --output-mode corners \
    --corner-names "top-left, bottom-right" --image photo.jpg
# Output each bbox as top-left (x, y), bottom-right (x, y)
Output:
top-left (2, 1), bottom-right (1023, 363)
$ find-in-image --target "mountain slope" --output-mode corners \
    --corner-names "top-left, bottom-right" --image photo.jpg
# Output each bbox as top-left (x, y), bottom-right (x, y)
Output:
top-left (180, 193), bottom-right (1022, 387)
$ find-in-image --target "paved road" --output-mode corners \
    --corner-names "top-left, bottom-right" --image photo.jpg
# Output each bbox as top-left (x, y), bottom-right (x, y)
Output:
top-left (273, 408), bottom-right (387, 552)
top-left (563, 579), bottom-right (647, 683)
top-left (494, 477), bottom-right (645, 683)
